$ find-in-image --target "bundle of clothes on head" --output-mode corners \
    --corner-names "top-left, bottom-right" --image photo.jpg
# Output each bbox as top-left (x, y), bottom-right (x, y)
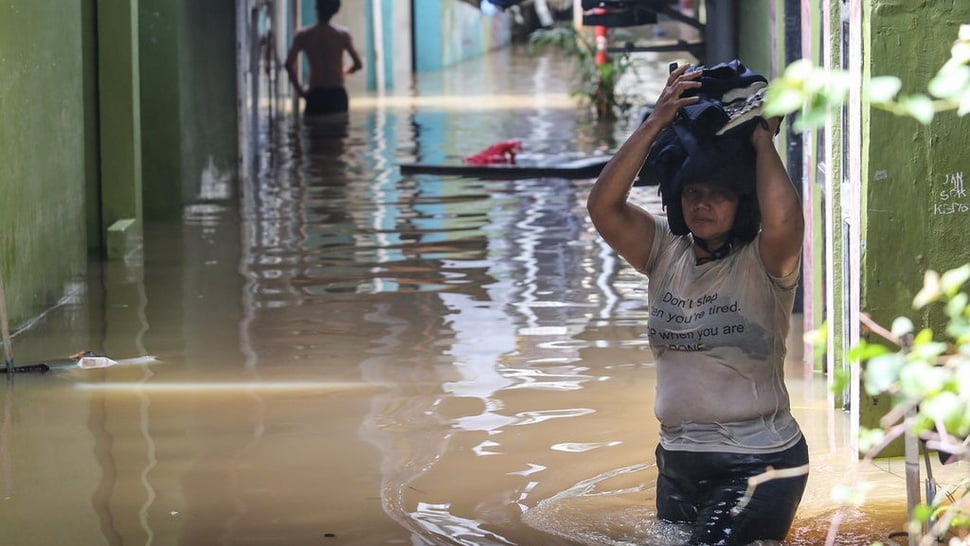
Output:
top-left (637, 60), bottom-right (773, 236)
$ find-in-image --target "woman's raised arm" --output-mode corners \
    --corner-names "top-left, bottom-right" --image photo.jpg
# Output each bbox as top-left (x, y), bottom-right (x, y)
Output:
top-left (587, 65), bottom-right (702, 271)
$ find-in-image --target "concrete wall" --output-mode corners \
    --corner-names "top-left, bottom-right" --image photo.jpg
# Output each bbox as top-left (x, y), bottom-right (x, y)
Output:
top-left (0, 1), bottom-right (89, 327)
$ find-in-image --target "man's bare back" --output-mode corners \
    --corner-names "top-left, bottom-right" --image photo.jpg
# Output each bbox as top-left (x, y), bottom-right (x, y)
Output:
top-left (285, 0), bottom-right (363, 116)
top-left (285, 22), bottom-right (362, 93)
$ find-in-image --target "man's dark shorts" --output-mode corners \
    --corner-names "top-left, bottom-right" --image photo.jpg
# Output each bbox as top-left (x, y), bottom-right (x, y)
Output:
top-left (655, 436), bottom-right (809, 545)
top-left (304, 87), bottom-right (349, 116)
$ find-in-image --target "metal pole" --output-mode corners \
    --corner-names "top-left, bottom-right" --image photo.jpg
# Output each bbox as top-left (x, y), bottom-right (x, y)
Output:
top-left (291, 0), bottom-right (300, 115)
top-left (250, 4), bottom-right (261, 171)
top-left (704, 0), bottom-right (736, 63)
top-left (904, 408), bottom-right (921, 546)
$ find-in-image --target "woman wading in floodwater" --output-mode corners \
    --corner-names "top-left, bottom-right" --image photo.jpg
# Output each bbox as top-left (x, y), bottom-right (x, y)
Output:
top-left (587, 63), bottom-right (809, 544)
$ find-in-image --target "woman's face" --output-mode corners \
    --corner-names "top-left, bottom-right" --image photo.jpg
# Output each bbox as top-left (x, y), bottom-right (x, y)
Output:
top-left (680, 182), bottom-right (739, 242)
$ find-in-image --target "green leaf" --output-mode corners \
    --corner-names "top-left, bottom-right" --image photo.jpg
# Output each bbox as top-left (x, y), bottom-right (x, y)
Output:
top-left (910, 340), bottom-right (948, 361)
top-left (794, 104), bottom-right (830, 131)
top-left (941, 264), bottom-right (970, 297)
top-left (867, 76), bottom-right (903, 103)
top-left (891, 316), bottom-right (914, 338)
top-left (959, 88), bottom-right (970, 116)
top-left (914, 270), bottom-right (942, 308)
top-left (951, 37), bottom-right (970, 64)
top-left (864, 353), bottom-right (905, 395)
top-left (946, 292), bottom-right (969, 320)
top-left (804, 322), bottom-right (828, 348)
top-left (831, 482), bottom-right (871, 506)
top-left (782, 58), bottom-right (817, 85)
top-left (913, 327), bottom-right (934, 346)
top-left (919, 391), bottom-right (968, 434)
top-left (899, 361), bottom-right (948, 397)
top-left (763, 85), bottom-right (805, 117)
top-left (825, 71), bottom-right (852, 96)
top-left (911, 503), bottom-right (933, 524)
top-left (955, 363), bottom-right (970, 400)
top-left (830, 367), bottom-right (850, 397)
top-left (849, 340), bottom-right (890, 362)
top-left (900, 94), bottom-right (936, 124)
top-left (857, 427), bottom-right (885, 454)
top-left (947, 321), bottom-right (970, 345)
top-left (928, 65), bottom-right (970, 99)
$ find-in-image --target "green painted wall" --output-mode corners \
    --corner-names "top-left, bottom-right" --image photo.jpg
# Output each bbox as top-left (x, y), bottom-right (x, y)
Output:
top-left (826, 1), bottom-right (846, 389)
top-left (860, 3), bottom-right (970, 434)
top-left (140, 0), bottom-right (184, 219)
top-left (177, 0), bottom-right (238, 205)
top-left (0, 0), bottom-right (238, 329)
top-left (863, 3), bottom-right (970, 321)
top-left (82, 0), bottom-right (102, 252)
top-left (97, 0), bottom-right (143, 240)
top-left (140, 0), bottom-right (238, 220)
top-left (0, 1), bottom-right (88, 327)
top-left (737, 0), bottom-right (774, 75)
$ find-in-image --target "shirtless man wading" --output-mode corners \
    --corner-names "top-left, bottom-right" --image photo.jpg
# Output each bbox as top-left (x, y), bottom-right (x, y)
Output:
top-left (285, 0), bottom-right (363, 116)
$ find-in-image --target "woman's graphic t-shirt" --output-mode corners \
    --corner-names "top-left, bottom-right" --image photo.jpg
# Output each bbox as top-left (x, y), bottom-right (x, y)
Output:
top-left (644, 215), bottom-right (802, 453)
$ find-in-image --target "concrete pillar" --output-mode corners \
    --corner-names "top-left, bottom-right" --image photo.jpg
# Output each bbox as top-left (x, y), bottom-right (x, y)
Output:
top-left (97, 0), bottom-right (143, 260)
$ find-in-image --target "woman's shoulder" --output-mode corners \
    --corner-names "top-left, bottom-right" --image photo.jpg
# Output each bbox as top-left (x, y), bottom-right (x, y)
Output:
top-left (645, 215), bottom-right (691, 274)
top-left (736, 233), bottom-right (800, 289)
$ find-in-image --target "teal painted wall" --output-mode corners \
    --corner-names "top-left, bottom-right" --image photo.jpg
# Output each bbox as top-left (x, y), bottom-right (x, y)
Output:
top-left (414, 0), bottom-right (445, 72)
top-left (413, 0), bottom-right (511, 73)
top-left (0, 1), bottom-right (88, 327)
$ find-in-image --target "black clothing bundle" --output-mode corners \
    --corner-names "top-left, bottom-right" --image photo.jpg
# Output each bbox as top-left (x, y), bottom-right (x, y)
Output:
top-left (678, 59), bottom-right (768, 137)
top-left (637, 59), bottom-right (767, 241)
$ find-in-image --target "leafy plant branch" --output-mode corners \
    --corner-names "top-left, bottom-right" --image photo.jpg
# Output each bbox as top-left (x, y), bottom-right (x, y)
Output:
top-left (808, 264), bottom-right (970, 544)
top-left (763, 24), bottom-right (970, 130)
top-left (528, 25), bottom-right (641, 120)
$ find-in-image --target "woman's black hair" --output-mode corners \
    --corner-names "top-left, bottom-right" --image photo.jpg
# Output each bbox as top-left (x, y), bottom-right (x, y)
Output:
top-left (651, 128), bottom-right (761, 243)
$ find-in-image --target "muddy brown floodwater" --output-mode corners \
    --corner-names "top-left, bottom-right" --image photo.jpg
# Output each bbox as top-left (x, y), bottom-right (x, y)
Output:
top-left (1, 44), bottom-right (964, 546)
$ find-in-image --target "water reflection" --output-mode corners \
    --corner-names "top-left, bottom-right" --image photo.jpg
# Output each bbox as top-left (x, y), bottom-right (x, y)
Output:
top-left (1, 44), bottom-right (963, 546)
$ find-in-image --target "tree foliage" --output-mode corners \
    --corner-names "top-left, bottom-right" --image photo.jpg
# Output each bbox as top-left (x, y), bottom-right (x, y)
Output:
top-left (763, 25), bottom-right (970, 130)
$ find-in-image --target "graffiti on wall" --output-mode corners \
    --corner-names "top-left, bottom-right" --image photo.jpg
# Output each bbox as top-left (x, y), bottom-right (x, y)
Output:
top-left (934, 171), bottom-right (968, 215)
